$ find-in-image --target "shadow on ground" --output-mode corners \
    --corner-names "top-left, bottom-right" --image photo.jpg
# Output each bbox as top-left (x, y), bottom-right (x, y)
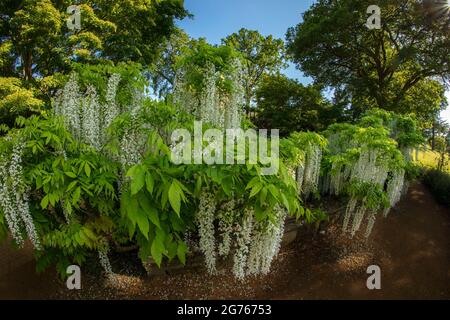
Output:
top-left (0, 181), bottom-right (449, 299)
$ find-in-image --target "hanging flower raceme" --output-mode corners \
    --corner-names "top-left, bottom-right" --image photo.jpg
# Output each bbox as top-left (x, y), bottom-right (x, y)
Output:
top-left (196, 191), bottom-right (218, 274)
top-left (0, 141), bottom-right (41, 249)
top-left (281, 132), bottom-right (327, 198)
top-left (195, 189), bottom-right (289, 279)
top-left (173, 58), bottom-right (244, 130)
top-left (322, 114), bottom-right (414, 237)
top-left (246, 205), bottom-right (287, 276)
top-left (232, 208), bottom-right (253, 280)
top-left (217, 199), bottom-right (236, 257)
top-left (54, 73), bottom-right (122, 151)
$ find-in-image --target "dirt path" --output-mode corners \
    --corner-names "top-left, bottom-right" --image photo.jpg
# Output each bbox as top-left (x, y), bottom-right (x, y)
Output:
top-left (0, 240), bottom-right (59, 299)
top-left (267, 181), bottom-right (450, 299)
top-left (1, 181), bottom-right (449, 299)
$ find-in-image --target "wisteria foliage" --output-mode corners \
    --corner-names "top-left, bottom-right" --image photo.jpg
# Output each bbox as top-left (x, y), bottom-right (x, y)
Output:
top-left (173, 59), bottom-right (244, 130)
top-left (0, 141), bottom-right (40, 248)
top-left (321, 118), bottom-right (413, 237)
top-left (281, 132), bottom-right (327, 198)
top-left (0, 64), bottom-right (422, 284)
top-left (196, 192), bottom-right (288, 280)
top-left (54, 73), bottom-right (122, 151)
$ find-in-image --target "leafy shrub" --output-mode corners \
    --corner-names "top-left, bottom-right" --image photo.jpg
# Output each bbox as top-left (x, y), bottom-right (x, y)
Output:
top-left (0, 66), bottom-right (424, 281)
top-left (319, 109), bottom-right (423, 237)
top-left (0, 71), bottom-right (303, 280)
top-left (422, 169), bottom-right (450, 207)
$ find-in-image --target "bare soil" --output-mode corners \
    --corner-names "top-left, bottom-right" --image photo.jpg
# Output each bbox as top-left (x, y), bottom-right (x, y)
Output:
top-left (1, 181), bottom-right (449, 300)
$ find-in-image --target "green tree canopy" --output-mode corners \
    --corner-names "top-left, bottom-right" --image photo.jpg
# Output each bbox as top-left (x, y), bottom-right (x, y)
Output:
top-left (255, 73), bottom-right (344, 136)
top-left (0, 0), bottom-right (187, 127)
top-left (286, 0), bottom-right (449, 115)
top-left (223, 28), bottom-right (286, 114)
top-left (175, 39), bottom-right (239, 94)
top-left (0, 0), bottom-right (188, 80)
top-left (150, 28), bottom-right (191, 98)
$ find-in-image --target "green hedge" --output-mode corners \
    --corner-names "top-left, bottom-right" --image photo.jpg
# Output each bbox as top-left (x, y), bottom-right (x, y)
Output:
top-left (422, 169), bottom-right (450, 207)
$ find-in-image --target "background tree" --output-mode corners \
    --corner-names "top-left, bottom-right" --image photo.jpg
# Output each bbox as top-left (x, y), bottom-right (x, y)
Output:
top-left (149, 28), bottom-right (191, 98)
top-left (0, 77), bottom-right (44, 130)
top-left (255, 73), bottom-right (344, 136)
top-left (1, 0), bottom-right (187, 79)
top-left (286, 0), bottom-right (449, 115)
top-left (0, 0), bottom-right (188, 126)
top-left (223, 28), bottom-right (286, 116)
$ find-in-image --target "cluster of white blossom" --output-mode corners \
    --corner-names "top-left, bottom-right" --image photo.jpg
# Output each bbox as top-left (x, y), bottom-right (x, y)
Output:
top-left (295, 143), bottom-right (323, 198)
top-left (401, 147), bottom-right (413, 162)
top-left (81, 86), bottom-right (102, 149)
top-left (364, 210), bottom-right (378, 238)
top-left (337, 150), bottom-right (380, 237)
top-left (98, 245), bottom-right (119, 284)
top-left (54, 73), bottom-right (122, 151)
top-left (54, 73), bottom-right (82, 139)
top-left (246, 205), bottom-right (286, 276)
top-left (350, 149), bottom-right (388, 186)
top-left (232, 208), bottom-right (253, 280)
top-left (98, 246), bottom-right (114, 275)
top-left (200, 62), bottom-right (223, 127)
top-left (173, 59), bottom-right (244, 130)
top-left (102, 74), bottom-right (122, 138)
top-left (119, 129), bottom-right (143, 168)
top-left (383, 168), bottom-right (405, 217)
top-left (217, 199), bottom-right (236, 257)
top-left (325, 163), bottom-right (340, 195)
top-left (342, 197), bottom-right (357, 234)
top-left (195, 193), bottom-right (287, 279)
top-left (327, 146), bottom-right (406, 237)
top-left (173, 68), bottom-right (197, 115)
top-left (0, 142), bottom-right (40, 249)
top-left (225, 59), bottom-right (244, 129)
top-left (196, 191), bottom-right (217, 274)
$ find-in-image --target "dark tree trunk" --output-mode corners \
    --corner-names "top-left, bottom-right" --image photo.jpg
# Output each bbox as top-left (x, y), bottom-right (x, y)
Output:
top-left (23, 51), bottom-right (33, 81)
top-left (431, 120), bottom-right (436, 151)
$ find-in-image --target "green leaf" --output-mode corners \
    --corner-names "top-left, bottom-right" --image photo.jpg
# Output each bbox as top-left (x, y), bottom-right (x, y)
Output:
top-left (249, 182), bottom-right (263, 198)
top-left (40, 195), bottom-right (49, 209)
top-left (125, 196), bottom-right (140, 224)
top-left (67, 181), bottom-right (78, 192)
top-left (72, 187), bottom-right (81, 205)
top-left (254, 203), bottom-right (267, 221)
top-left (195, 175), bottom-right (202, 195)
top-left (280, 193), bottom-right (290, 212)
top-left (177, 241), bottom-right (188, 265)
top-left (145, 173), bottom-right (154, 194)
top-left (135, 209), bottom-right (150, 239)
top-left (170, 213), bottom-right (185, 232)
top-left (126, 165), bottom-right (137, 177)
top-left (65, 172), bottom-right (77, 178)
top-left (131, 166), bottom-right (145, 195)
top-left (260, 186), bottom-right (268, 204)
top-left (222, 177), bottom-right (232, 196)
top-left (166, 241), bottom-right (178, 261)
top-left (267, 184), bottom-right (279, 200)
top-left (49, 193), bottom-right (58, 206)
top-left (120, 190), bottom-right (131, 217)
top-left (138, 193), bottom-right (160, 228)
top-left (246, 176), bottom-right (260, 190)
top-left (128, 220), bottom-right (136, 239)
top-left (151, 239), bottom-right (164, 268)
top-left (155, 226), bottom-right (166, 243)
top-left (168, 181), bottom-right (181, 215)
top-left (84, 163), bottom-right (91, 177)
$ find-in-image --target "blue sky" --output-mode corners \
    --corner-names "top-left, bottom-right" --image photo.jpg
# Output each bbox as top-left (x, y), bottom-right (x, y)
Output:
top-left (177, 0), bottom-right (315, 84)
top-left (177, 0), bottom-right (450, 123)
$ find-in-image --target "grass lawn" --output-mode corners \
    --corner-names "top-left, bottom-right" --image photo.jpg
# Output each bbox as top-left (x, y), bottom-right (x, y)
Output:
top-left (414, 148), bottom-right (450, 172)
